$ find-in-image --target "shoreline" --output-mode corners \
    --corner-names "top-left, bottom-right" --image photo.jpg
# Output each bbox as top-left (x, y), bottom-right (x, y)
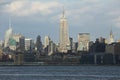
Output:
top-left (0, 62), bottom-right (120, 66)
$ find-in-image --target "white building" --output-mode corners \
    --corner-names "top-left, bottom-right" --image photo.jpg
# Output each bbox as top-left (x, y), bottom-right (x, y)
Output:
top-left (44, 36), bottom-right (51, 48)
top-left (77, 33), bottom-right (90, 51)
top-left (25, 38), bottom-right (34, 51)
top-left (48, 41), bottom-right (57, 56)
top-left (59, 8), bottom-right (70, 53)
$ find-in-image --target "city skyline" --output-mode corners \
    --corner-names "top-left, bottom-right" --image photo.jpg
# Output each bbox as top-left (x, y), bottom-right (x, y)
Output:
top-left (0, 0), bottom-right (120, 42)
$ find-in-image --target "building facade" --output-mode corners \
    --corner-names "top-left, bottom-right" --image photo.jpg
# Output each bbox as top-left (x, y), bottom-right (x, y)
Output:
top-left (77, 33), bottom-right (90, 52)
top-left (25, 38), bottom-right (34, 51)
top-left (44, 36), bottom-right (51, 48)
top-left (59, 8), bottom-right (70, 53)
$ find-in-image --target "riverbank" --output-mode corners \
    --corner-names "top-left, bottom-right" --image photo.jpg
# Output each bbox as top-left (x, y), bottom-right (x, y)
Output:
top-left (0, 62), bottom-right (120, 66)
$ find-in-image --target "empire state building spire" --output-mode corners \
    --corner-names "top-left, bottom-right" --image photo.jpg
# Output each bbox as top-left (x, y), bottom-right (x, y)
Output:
top-left (62, 6), bottom-right (65, 18)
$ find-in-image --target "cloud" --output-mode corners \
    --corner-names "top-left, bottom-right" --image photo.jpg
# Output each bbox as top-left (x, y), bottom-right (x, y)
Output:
top-left (108, 10), bottom-right (120, 17)
top-left (82, 0), bottom-right (100, 3)
top-left (113, 16), bottom-right (120, 28)
top-left (3, 1), bottom-right (61, 16)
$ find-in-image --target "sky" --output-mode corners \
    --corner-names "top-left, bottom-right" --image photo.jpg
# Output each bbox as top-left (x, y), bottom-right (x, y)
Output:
top-left (0, 0), bottom-right (120, 43)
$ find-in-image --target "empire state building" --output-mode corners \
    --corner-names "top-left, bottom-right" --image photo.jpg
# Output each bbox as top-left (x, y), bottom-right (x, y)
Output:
top-left (59, 8), bottom-right (70, 53)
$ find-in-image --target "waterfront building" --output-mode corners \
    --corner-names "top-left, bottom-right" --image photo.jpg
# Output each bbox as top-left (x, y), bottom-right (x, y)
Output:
top-left (77, 33), bottom-right (90, 52)
top-left (4, 20), bottom-right (13, 48)
top-left (59, 7), bottom-right (70, 53)
top-left (89, 38), bottom-right (106, 53)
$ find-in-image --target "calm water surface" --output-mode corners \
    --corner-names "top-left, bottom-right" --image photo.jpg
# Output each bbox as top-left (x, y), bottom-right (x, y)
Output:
top-left (0, 66), bottom-right (120, 80)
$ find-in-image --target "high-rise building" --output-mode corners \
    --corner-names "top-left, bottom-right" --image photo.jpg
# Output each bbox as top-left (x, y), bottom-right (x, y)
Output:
top-left (4, 20), bottom-right (13, 48)
top-left (59, 7), bottom-right (70, 53)
top-left (72, 42), bottom-right (78, 53)
top-left (25, 38), bottom-right (34, 51)
top-left (109, 30), bottom-right (114, 44)
top-left (69, 37), bottom-right (73, 51)
top-left (35, 35), bottom-right (43, 53)
top-left (44, 36), bottom-right (50, 48)
top-left (77, 33), bottom-right (90, 51)
top-left (48, 41), bottom-right (57, 56)
top-left (19, 36), bottom-right (25, 51)
top-left (9, 34), bottom-right (25, 51)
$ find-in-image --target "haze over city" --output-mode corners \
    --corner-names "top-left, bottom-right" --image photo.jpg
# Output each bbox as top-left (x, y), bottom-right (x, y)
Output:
top-left (0, 0), bottom-right (120, 42)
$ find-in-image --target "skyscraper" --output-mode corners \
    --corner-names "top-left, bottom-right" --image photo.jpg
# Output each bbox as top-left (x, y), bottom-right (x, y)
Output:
top-left (109, 30), bottom-right (114, 44)
top-left (44, 36), bottom-right (51, 48)
top-left (59, 7), bottom-right (70, 53)
top-left (4, 19), bottom-right (13, 48)
top-left (77, 33), bottom-right (90, 51)
top-left (25, 38), bottom-right (34, 51)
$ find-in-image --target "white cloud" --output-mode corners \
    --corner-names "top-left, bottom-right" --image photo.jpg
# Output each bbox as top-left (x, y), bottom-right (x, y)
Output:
top-left (83, 0), bottom-right (100, 3)
top-left (3, 1), bottom-right (61, 16)
top-left (113, 16), bottom-right (120, 28)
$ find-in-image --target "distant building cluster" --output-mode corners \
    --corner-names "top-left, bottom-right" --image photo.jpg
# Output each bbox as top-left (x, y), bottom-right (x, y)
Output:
top-left (0, 8), bottom-right (120, 65)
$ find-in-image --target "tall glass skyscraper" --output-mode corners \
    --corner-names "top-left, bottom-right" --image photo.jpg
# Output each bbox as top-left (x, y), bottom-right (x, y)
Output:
top-left (59, 8), bottom-right (70, 53)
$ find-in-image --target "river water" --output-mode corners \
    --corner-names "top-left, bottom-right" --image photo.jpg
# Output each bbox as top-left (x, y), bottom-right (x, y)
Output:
top-left (0, 66), bottom-right (120, 80)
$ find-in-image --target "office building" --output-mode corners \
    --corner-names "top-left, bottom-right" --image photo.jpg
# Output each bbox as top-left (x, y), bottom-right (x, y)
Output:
top-left (48, 41), bottom-right (56, 56)
top-left (59, 8), bottom-right (70, 53)
top-left (25, 38), bottom-right (34, 51)
top-left (44, 36), bottom-right (51, 48)
top-left (77, 33), bottom-right (90, 51)
top-left (69, 37), bottom-right (73, 51)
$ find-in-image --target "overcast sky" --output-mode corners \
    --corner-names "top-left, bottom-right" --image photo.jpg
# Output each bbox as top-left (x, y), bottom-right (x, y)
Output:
top-left (0, 0), bottom-right (120, 43)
